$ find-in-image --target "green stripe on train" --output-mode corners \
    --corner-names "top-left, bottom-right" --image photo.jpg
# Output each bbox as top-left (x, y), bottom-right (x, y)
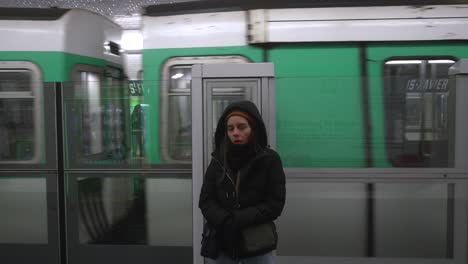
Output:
top-left (270, 43), bottom-right (365, 168)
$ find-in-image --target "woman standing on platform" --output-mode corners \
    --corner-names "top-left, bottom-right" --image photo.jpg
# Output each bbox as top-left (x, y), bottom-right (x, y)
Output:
top-left (199, 100), bottom-right (286, 264)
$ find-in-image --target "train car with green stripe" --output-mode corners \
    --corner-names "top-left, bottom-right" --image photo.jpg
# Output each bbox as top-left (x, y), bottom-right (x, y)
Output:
top-left (141, 1), bottom-right (468, 169)
top-left (139, 1), bottom-right (468, 263)
top-left (0, 7), bottom-right (125, 167)
top-left (0, 8), bottom-right (127, 253)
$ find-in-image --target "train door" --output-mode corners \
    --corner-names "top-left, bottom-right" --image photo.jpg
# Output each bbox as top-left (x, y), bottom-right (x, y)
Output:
top-left (0, 61), bottom-right (59, 264)
top-left (365, 44), bottom-right (468, 262)
top-left (191, 63), bottom-right (275, 264)
top-left (365, 43), bottom-right (468, 168)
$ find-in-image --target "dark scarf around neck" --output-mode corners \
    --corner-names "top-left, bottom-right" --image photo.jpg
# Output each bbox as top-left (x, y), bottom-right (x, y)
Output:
top-left (225, 142), bottom-right (256, 173)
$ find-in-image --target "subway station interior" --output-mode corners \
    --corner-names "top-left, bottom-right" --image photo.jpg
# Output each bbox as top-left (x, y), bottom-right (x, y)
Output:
top-left (1, 0), bottom-right (468, 263)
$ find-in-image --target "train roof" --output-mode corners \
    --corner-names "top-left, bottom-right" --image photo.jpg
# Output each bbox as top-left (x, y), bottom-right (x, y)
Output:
top-left (0, 8), bottom-right (122, 65)
top-left (142, 3), bottom-right (468, 48)
top-left (0, 7), bottom-right (69, 20)
top-left (143, 0), bottom-right (468, 16)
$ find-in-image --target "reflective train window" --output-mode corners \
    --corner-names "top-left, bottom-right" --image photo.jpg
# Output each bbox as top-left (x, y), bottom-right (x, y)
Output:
top-left (160, 56), bottom-right (249, 164)
top-left (0, 62), bottom-right (43, 163)
top-left (103, 67), bottom-right (127, 160)
top-left (66, 65), bottom-right (129, 167)
top-left (383, 59), bottom-right (455, 167)
top-left (167, 65), bottom-right (191, 162)
top-left (76, 71), bottom-right (104, 157)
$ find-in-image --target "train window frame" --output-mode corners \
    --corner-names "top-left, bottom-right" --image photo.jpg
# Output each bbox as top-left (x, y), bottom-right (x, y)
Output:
top-left (0, 61), bottom-right (43, 164)
top-left (382, 56), bottom-right (456, 168)
top-left (160, 56), bottom-right (250, 164)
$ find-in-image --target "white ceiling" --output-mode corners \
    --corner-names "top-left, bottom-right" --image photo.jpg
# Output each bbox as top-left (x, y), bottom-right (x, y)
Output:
top-left (0, 0), bottom-right (195, 29)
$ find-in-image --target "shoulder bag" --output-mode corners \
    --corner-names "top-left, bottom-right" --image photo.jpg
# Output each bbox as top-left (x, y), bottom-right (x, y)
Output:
top-left (239, 221), bottom-right (278, 257)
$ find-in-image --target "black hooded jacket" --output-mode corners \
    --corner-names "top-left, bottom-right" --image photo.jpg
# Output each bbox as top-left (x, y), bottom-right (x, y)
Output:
top-left (199, 101), bottom-right (286, 258)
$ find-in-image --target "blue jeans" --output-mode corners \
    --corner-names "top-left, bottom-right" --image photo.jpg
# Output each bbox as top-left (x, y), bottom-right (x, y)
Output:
top-left (205, 252), bottom-right (274, 264)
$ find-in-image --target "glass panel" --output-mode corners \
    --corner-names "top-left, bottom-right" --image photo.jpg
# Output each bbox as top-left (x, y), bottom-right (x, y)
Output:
top-left (277, 181), bottom-right (453, 259)
top-left (169, 66), bottom-right (191, 93)
top-left (130, 103), bottom-right (146, 159)
top-left (384, 59), bottom-right (455, 167)
top-left (277, 182), bottom-right (367, 257)
top-left (103, 92), bottom-right (128, 161)
top-left (64, 73), bottom-right (131, 167)
top-left (79, 72), bottom-right (103, 156)
top-left (78, 177), bottom-right (141, 244)
top-left (0, 70), bottom-right (31, 92)
top-left (211, 86), bottom-right (251, 120)
top-left (208, 80), bottom-right (258, 147)
top-left (168, 95), bottom-right (191, 161)
top-left (166, 66), bottom-right (192, 162)
top-left (105, 69), bottom-right (125, 161)
top-left (76, 175), bottom-right (192, 247)
top-left (146, 177), bottom-right (192, 247)
top-left (0, 98), bottom-right (35, 161)
top-left (128, 79), bottom-right (145, 161)
top-left (374, 183), bottom-right (452, 258)
top-left (0, 177), bottom-right (48, 243)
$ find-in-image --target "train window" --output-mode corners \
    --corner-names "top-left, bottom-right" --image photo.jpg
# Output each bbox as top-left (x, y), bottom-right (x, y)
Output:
top-left (167, 65), bottom-right (191, 162)
top-left (160, 56), bottom-right (249, 164)
top-left (384, 59), bottom-right (455, 167)
top-left (66, 65), bottom-right (130, 167)
top-left (0, 62), bottom-right (43, 163)
top-left (0, 71), bottom-right (30, 92)
top-left (76, 71), bottom-right (104, 156)
top-left (103, 67), bottom-right (127, 160)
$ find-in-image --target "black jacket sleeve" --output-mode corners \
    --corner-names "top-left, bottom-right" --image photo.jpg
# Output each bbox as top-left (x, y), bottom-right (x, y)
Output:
top-left (199, 159), bottom-right (231, 228)
top-left (234, 151), bottom-right (286, 228)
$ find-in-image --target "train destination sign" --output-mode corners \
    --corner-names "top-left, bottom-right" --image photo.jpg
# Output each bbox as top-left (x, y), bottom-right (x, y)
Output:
top-left (406, 78), bottom-right (449, 92)
top-left (129, 80), bottom-right (143, 96)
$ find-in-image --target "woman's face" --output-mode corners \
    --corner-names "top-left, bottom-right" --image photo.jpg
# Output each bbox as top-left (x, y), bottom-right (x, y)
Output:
top-left (227, 115), bottom-right (252, 145)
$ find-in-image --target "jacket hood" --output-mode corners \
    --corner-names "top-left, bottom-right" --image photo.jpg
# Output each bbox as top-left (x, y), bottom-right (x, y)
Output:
top-left (214, 100), bottom-right (268, 154)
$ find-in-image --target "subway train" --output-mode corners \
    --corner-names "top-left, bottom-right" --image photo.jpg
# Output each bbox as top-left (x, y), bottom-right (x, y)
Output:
top-left (141, 2), bottom-right (468, 168)
top-left (140, 2), bottom-right (468, 263)
top-left (0, 7), bottom-right (135, 264)
top-left (0, 7), bottom-right (125, 166)
top-left (1, 1), bottom-right (468, 264)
